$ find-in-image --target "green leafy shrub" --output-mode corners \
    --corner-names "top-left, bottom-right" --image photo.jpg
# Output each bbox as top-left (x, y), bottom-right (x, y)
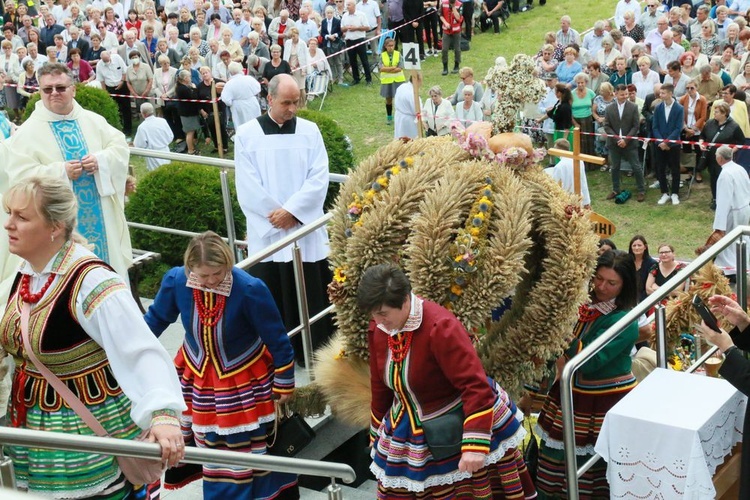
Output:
top-left (297, 109), bottom-right (354, 208)
top-left (23, 84), bottom-right (122, 129)
top-left (125, 163), bottom-right (245, 267)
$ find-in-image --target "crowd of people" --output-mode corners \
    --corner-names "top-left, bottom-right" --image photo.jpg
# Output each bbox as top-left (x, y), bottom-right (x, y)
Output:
top-left (529, 1), bottom-right (750, 211)
top-left (0, 0), bottom-right (542, 149)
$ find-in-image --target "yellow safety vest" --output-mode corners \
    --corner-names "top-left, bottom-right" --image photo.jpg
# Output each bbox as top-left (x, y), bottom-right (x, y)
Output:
top-left (380, 51), bottom-right (406, 85)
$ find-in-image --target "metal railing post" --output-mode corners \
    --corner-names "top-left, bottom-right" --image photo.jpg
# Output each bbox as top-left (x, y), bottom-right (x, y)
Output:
top-left (219, 170), bottom-right (242, 262)
top-left (327, 478), bottom-right (344, 499)
top-left (559, 369), bottom-right (579, 499)
top-left (737, 237), bottom-right (747, 312)
top-left (655, 304), bottom-right (668, 368)
top-left (0, 448), bottom-right (16, 489)
top-left (292, 243), bottom-right (315, 374)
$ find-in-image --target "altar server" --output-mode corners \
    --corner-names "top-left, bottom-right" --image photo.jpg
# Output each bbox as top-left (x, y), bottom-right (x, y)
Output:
top-left (234, 73), bottom-right (333, 366)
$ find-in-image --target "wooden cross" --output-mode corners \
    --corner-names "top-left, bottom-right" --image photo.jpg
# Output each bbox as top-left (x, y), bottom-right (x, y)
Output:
top-left (546, 126), bottom-right (605, 196)
top-left (546, 127), bottom-right (616, 238)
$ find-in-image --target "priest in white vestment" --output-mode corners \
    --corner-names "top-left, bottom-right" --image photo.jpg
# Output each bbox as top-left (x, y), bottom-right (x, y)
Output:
top-left (220, 62), bottom-right (261, 130)
top-left (234, 73), bottom-right (332, 366)
top-left (394, 77), bottom-right (419, 139)
top-left (133, 102), bottom-right (174, 171)
top-left (0, 63), bottom-right (132, 303)
top-left (709, 145), bottom-right (750, 275)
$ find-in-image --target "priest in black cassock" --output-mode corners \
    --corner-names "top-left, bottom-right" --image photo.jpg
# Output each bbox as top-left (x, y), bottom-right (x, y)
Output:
top-left (235, 74), bottom-right (333, 367)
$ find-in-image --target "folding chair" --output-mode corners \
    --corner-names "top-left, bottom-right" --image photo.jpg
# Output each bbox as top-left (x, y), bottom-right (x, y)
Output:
top-left (307, 70), bottom-right (331, 110)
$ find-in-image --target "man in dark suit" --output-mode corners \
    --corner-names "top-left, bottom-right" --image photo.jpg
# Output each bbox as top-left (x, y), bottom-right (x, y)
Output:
top-left (39, 13), bottom-right (64, 48)
top-left (651, 83), bottom-right (684, 205)
top-left (604, 83), bottom-right (646, 202)
top-left (66, 26), bottom-right (89, 60)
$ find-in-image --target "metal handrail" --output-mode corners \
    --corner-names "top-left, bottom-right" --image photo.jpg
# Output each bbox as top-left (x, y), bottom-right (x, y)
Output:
top-left (129, 147), bottom-right (350, 183)
top-left (560, 226), bottom-right (749, 498)
top-left (237, 213), bottom-right (334, 269)
top-left (0, 427), bottom-right (356, 483)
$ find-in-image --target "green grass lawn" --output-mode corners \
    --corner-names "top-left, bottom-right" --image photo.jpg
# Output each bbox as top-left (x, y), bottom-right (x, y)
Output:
top-left (130, 0), bottom-right (715, 261)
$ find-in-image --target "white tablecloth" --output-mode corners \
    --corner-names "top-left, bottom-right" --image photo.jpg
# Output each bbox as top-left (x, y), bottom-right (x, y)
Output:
top-left (595, 368), bottom-right (746, 499)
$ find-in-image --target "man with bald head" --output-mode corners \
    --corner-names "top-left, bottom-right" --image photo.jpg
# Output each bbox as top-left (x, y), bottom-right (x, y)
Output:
top-left (235, 73), bottom-right (333, 367)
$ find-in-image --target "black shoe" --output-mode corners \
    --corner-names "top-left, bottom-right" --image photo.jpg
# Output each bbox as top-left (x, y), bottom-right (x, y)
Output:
top-left (451, 67), bottom-right (459, 74)
top-left (710, 199), bottom-right (716, 210)
top-left (442, 67), bottom-right (448, 76)
top-left (351, 80), bottom-right (361, 85)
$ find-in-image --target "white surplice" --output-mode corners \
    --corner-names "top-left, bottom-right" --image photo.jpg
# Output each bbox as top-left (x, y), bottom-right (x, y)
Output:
top-left (220, 74), bottom-right (262, 129)
top-left (0, 100), bottom-right (132, 303)
top-left (394, 82), bottom-right (418, 139)
top-left (545, 157), bottom-right (592, 206)
top-left (713, 160), bottom-right (750, 273)
top-left (133, 115), bottom-right (174, 171)
top-left (234, 116), bottom-right (329, 262)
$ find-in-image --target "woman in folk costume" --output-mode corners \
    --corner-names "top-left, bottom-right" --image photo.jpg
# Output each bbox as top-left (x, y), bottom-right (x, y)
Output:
top-left (144, 231), bottom-right (298, 500)
top-left (358, 264), bottom-right (536, 499)
top-left (0, 176), bottom-right (185, 499)
top-left (535, 250), bottom-right (639, 499)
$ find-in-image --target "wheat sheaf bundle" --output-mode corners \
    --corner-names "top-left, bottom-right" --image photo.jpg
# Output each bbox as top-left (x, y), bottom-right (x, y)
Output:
top-left (663, 263), bottom-right (733, 353)
top-left (308, 137), bottom-right (597, 423)
top-left (477, 169), bottom-right (599, 396)
top-left (406, 162), bottom-right (533, 332)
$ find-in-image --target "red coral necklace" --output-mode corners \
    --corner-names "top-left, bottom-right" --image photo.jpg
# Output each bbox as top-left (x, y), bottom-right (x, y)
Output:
top-left (19, 274), bottom-right (56, 304)
top-left (193, 289), bottom-right (226, 327)
top-left (387, 331), bottom-right (413, 363)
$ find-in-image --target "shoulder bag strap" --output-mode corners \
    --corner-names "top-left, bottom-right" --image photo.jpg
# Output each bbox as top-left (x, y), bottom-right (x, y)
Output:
top-left (20, 302), bottom-right (108, 437)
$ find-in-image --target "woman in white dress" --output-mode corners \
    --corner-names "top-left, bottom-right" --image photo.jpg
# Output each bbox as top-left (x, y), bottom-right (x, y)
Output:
top-left (455, 85), bottom-right (483, 127)
top-left (283, 26), bottom-right (308, 106)
top-left (631, 55), bottom-right (660, 100)
top-left (422, 85), bottom-right (455, 136)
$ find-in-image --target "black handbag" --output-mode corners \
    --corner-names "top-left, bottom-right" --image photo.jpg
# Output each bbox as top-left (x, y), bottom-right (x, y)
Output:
top-left (421, 403), bottom-right (464, 460)
top-left (523, 420), bottom-right (539, 483)
top-left (267, 404), bottom-right (316, 457)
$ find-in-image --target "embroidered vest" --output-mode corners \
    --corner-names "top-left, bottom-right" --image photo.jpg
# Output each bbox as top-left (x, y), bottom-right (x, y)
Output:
top-left (1, 257), bottom-right (123, 412)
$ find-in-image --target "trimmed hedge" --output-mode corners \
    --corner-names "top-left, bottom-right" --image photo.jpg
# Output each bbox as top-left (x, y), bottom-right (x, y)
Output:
top-left (297, 109), bottom-right (354, 208)
top-left (125, 162), bottom-right (245, 266)
top-left (23, 84), bottom-right (122, 129)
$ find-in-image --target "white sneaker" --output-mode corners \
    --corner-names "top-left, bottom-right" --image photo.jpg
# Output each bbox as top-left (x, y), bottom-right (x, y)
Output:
top-left (649, 180), bottom-right (660, 189)
top-left (657, 193), bottom-right (670, 205)
top-left (671, 193), bottom-right (680, 205)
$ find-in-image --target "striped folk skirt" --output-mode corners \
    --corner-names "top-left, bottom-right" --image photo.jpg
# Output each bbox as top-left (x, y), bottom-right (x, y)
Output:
top-left (371, 379), bottom-right (537, 499)
top-left (164, 347), bottom-right (297, 499)
top-left (535, 373), bottom-right (636, 499)
top-left (6, 386), bottom-right (141, 499)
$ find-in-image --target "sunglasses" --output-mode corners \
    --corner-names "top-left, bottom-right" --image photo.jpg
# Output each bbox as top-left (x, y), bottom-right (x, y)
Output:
top-left (40, 85), bottom-right (71, 94)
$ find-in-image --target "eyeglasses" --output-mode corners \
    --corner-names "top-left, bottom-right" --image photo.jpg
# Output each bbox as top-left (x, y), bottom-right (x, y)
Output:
top-left (40, 85), bottom-right (71, 94)
top-left (658, 250), bottom-right (673, 254)
top-left (686, 86), bottom-right (696, 90)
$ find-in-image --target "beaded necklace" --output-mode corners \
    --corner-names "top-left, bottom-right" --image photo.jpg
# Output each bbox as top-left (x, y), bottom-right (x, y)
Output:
top-left (19, 274), bottom-right (56, 304)
top-left (387, 331), bottom-right (413, 363)
top-left (193, 289), bottom-right (226, 327)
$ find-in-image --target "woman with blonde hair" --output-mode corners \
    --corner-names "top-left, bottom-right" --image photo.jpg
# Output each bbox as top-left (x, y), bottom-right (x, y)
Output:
top-left (1, 176), bottom-right (185, 499)
top-left (145, 231), bottom-right (298, 498)
top-left (218, 26), bottom-right (243, 62)
top-left (282, 26), bottom-right (308, 106)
